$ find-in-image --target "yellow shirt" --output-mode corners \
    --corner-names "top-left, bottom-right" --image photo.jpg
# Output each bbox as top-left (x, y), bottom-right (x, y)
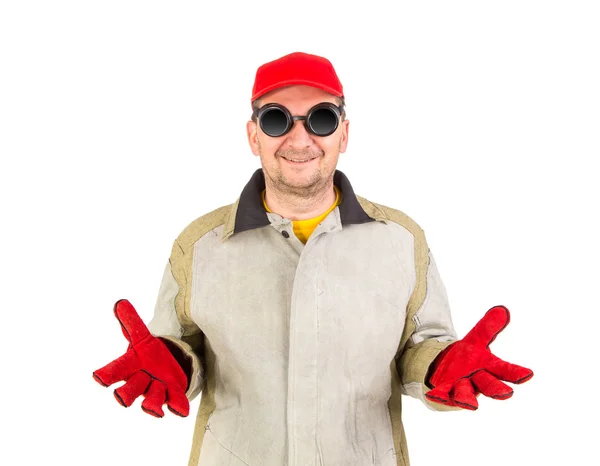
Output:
top-left (262, 185), bottom-right (342, 244)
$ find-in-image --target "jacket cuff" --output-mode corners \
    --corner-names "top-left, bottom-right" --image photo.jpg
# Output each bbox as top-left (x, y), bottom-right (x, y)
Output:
top-left (398, 339), bottom-right (461, 411)
top-left (158, 335), bottom-right (205, 401)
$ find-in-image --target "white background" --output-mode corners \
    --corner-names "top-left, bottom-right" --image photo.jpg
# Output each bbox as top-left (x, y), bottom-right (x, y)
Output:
top-left (1, 1), bottom-right (598, 465)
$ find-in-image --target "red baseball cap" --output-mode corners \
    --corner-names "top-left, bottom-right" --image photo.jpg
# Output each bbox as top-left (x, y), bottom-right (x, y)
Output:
top-left (251, 51), bottom-right (344, 104)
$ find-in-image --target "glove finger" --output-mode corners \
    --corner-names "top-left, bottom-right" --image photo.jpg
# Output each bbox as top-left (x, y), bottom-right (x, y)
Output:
top-left (471, 370), bottom-right (514, 399)
top-left (462, 305), bottom-right (510, 349)
top-left (142, 379), bottom-right (167, 418)
top-left (166, 388), bottom-right (190, 417)
top-left (114, 370), bottom-right (152, 407)
top-left (113, 299), bottom-right (152, 345)
top-left (93, 350), bottom-right (139, 387)
top-left (450, 377), bottom-right (479, 410)
top-left (485, 353), bottom-right (534, 384)
top-left (425, 381), bottom-right (454, 405)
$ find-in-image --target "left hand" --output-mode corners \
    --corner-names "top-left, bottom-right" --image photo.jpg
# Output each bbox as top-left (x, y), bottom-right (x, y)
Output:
top-left (425, 305), bottom-right (533, 410)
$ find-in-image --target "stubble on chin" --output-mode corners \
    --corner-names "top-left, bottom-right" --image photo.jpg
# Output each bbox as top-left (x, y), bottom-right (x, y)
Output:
top-left (257, 138), bottom-right (335, 198)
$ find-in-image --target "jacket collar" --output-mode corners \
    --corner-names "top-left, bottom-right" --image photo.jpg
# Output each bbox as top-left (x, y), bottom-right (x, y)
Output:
top-left (221, 168), bottom-right (376, 241)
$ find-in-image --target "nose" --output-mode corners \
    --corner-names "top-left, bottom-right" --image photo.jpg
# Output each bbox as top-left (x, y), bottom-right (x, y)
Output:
top-left (285, 118), bottom-right (313, 144)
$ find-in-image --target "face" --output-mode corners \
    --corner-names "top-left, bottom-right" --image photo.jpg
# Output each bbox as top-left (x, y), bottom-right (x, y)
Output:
top-left (246, 85), bottom-right (349, 199)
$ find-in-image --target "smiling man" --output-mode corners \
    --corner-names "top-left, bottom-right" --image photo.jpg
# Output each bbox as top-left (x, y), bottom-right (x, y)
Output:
top-left (94, 51), bottom-right (533, 466)
top-left (248, 83), bottom-right (348, 222)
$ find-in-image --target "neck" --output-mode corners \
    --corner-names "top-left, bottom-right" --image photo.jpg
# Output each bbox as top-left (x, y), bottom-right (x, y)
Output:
top-left (264, 182), bottom-right (336, 221)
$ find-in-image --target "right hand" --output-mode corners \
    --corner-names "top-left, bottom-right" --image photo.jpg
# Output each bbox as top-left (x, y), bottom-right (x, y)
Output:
top-left (93, 299), bottom-right (190, 417)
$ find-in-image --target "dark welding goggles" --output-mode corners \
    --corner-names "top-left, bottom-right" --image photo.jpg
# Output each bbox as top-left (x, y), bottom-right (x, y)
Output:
top-left (253, 102), bottom-right (344, 137)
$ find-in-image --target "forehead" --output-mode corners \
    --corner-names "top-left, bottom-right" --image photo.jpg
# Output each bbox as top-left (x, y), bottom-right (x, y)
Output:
top-left (258, 84), bottom-right (338, 109)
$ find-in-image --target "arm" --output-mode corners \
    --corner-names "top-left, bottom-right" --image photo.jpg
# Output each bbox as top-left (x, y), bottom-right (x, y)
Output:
top-left (396, 247), bottom-right (462, 412)
top-left (147, 240), bottom-right (206, 402)
top-left (396, 245), bottom-right (534, 411)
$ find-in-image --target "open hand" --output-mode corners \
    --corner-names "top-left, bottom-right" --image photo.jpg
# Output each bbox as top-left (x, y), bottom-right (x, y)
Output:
top-left (425, 305), bottom-right (533, 410)
top-left (93, 299), bottom-right (190, 417)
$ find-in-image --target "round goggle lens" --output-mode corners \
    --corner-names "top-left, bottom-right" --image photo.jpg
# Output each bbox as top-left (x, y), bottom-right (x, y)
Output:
top-left (309, 107), bottom-right (338, 136)
top-left (261, 108), bottom-right (289, 137)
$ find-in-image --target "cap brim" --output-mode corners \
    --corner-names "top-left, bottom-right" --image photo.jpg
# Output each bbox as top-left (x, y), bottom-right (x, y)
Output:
top-left (251, 79), bottom-right (343, 102)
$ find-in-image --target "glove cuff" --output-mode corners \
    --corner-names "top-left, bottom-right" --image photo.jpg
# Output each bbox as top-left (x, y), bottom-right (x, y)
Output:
top-left (425, 343), bottom-right (454, 388)
top-left (158, 337), bottom-right (194, 391)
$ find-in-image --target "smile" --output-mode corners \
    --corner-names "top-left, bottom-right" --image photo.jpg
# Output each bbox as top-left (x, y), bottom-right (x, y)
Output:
top-left (282, 156), bottom-right (319, 164)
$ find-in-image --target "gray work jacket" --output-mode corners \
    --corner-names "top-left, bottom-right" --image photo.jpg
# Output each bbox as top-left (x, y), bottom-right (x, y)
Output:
top-left (148, 168), bottom-right (459, 466)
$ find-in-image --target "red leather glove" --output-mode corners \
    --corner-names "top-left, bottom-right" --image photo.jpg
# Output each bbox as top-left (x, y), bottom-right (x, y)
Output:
top-left (425, 305), bottom-right (533, 410)
top-left (93, 299), bottom-right (190, 418)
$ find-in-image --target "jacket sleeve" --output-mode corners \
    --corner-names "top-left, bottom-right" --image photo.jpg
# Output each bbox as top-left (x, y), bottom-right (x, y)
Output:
top-left (147, 252), bottom-right (206, 402)
top-left (396, 248), bottom-right (461, 411)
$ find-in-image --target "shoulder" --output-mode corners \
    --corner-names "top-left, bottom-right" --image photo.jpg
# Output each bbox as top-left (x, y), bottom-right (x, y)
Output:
top-left (171, 202), bottom-right (234, 257)
top-left (355, 194), bottom-right (426, 243)
top-left (356, 195), bottom-right (432, 280)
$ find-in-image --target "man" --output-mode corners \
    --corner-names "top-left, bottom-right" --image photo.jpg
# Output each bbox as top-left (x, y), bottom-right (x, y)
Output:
top-left (94, 51), bottom-right (533, 466)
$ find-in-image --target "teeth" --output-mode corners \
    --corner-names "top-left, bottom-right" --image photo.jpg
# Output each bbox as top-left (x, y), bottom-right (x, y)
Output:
top-left (285, 157), bottom-right (314, 162)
